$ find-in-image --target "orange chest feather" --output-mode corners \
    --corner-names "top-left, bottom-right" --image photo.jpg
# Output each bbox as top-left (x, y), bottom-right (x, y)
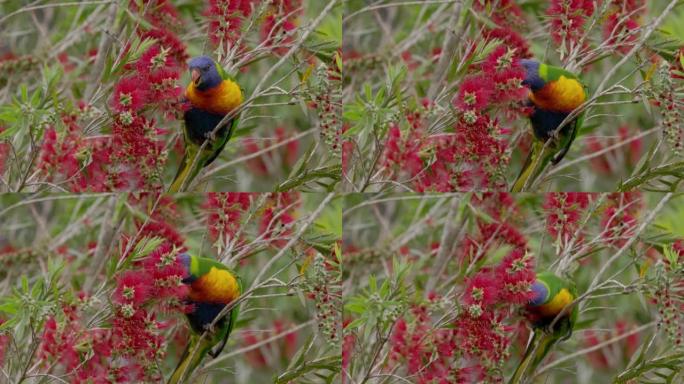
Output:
top-left (185, 80), bottom-right (243, 115)
top-left (188, 267), bottom-right (240, 304)
top-left (529, 76), bottom-right (586, 113)
top-left (536, 288), bottom-right (574, 317)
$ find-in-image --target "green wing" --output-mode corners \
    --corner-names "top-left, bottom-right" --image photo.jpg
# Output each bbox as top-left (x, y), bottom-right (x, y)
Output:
top-left (540, 63), bottom-right (581, 81)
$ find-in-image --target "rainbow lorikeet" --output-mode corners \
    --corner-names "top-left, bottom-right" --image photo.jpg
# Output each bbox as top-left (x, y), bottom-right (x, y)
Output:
top-left (511, 60), bottom-right (587, 192)
top-left (168, 253), bottom-right (243, 384)
top-left (169, 56), bottom-right (243, 192)
top-left (509, 272), bottom-right (578, 384)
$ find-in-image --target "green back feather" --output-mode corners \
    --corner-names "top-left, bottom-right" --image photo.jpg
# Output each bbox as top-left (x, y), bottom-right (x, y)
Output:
top-left (190, 255), bottom-right (243, 292)
top-left (540, 63), bottom-right (580, 82)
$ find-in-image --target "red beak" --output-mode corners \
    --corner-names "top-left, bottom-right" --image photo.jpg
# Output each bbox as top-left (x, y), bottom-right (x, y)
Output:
top-left (191, 69), bottom-right (200, 84)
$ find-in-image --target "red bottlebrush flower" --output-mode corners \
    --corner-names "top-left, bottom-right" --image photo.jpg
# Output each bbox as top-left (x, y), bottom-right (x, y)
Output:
top-left (473, 0), bottom-right (525, 28)
top-left (57, 52), bottom-right (75, 72)
top-left (585, 125), bottom-right (642, 174)
top-left (547, 0), bottom-right (595, 47)
top-left (495, 249), bottom-right (535, 304)
top-left (601, 192), bottom-right (642, 245)
top-left (111, 76), bottom-right (148, 113)
top-left (604, 13), bottom-right (641, 54)
top-left (388, 305), bottom-right (459, 382)
top-left (455, 75), bottom-right (493, 111)
top-left (483, 28), bottom-right (532, 59)
top-left (0, 319), bottom-right (8, 364)
top-left (482, 45), bottom-right (516, 75)
top-left (543, 192), bottom-right (591, 241)
top-left (584, 320), bottom-right (641, 369)
top-left (205, 0), bottom-right (256, 49)
top-left (244, 126), bottom-right (300, 176)
top-left (381, 117), bottom-right (425, 179)
top-left (140, 28), bottom-right (188, 64)
top-left (243, 319), bottom-right (299, 368)
top-left (204, 193), bottom-right (254, 243)
top-left (260, 0), bottom-right (302, 55)
top-left (463, 272), bottom-right (500, 307)
top-left (114, 271), bottom-right (153, 306)
top-left (259, 192), bottom-right (300, 247)
top-left (342, 324), bottom-right (355, 374)
top-left (455, 309), bottom-right (513, 371)
top-left (0, 127), bottom-right (10, 174)
top-left (38, 115), bottom-right (85, 185)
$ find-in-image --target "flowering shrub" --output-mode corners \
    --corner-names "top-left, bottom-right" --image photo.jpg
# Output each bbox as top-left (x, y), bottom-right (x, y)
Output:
top-left (0, 193), bottom-right (341, 383)
top-left (343, 192), bottom-right (684, 383)
top-left (343, 1), bottom-right (684, 192)
top-left (0, 0), bottom-right (341, 192)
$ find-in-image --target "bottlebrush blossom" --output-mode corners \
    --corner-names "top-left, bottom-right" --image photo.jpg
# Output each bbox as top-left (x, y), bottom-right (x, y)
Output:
top-left (0, 319), bottom-right (8, 364)
top-left (473, 0), bottom-right (525, 28)
top-left (585, 125), bottom-right (642, 174)
top-left (38, 114), bottom-right (85, 187)
top-left (496, 249), bottom-right (536, 303)
top-left (603, 0), bottom-right (645, 54)
top-left (389, 305), bottom-right (459, 383)
top-left (483, 27), bottom-right (532, 59)
top-left (204, 193), bottom-right (254, 243)
top-left (129, 0), bottom-right (188, 64)
top-left (482, 45), bottom-right (528, 103)
top-left (584, 320), bottom-right (640, 369)
top-left (0, 128), bottom-right (8, 174)
top-left (260, 0), bottom-right (302, 55)
top-left (341, 124), bottom-right (354, 176)
top-left (242, 319), bottom-right (298, 367)
top-left (462, 220), bottom-right (528, 266)
top-left (382, 121), bottom-right (424, 180)
top-left (114, 242), bottom-right (188, 312)
top-left (244, 126), bottom-right (300, 175)
top-left (111, 76), bottom-right (148, 113)
top-left (133, 194), bottom-right (185, 248)
top-left (543, 192), bottom-right (592, 242)
top-left (205, 0), bottom-right (256, 49)
top-left (547, 0), bottom-right (595, 47)
top-left (259, 192), bottom-right (300, 247)
top-left (463, 272), bottom-right (501, 307)
top-left (114, 270), bottom-right (153, 306)
top-left (342, 319), bottom-right (355, 374)
top-left (454, 309), bottom-right (514, 375)
top-left (604, 14), bottom-right (640, 54)
top-left (601, 192), bottom-right (643, 245)
top-left (455, 75), bottom-right (493, 112)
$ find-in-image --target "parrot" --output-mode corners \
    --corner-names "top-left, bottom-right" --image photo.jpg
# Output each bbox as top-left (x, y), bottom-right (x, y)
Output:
top-left (508, 272), bottom-right (578, 384)
top-left (511, 59), bottom-right (587, 192)
top-left (168, 253), bottom-right (243, 384)
top-left (169, 56), bottom-right (244, 192)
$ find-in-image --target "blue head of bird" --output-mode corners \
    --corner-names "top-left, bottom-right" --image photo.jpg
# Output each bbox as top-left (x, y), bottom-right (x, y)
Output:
top-left (520, 59), bottom-right (544, 92)
top-left (177, 252), bottom-right (194, 284)
top-left (529, 280), bottom-right (548, 306)
top-left (188, 56), bottom-right (222, 91)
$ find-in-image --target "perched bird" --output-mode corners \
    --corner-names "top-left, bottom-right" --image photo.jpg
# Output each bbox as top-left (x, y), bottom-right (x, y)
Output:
top-left (511, 60), bottom-right (587, 192)
top-left (169, 253), bottom-right (242, 384)
top-left (169, 56), bottom-right (243, 192)
top-left (509, 272), bottom-right (578, 384)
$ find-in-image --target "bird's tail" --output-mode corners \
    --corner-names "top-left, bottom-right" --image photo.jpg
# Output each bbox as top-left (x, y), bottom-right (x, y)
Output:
top-left (511, 141), bottom-right (552, 192)
top-left (168, 334), bottom-right (212, 384)
top-left (169, 151), bottom-right (203, 193)
top-left (508, 330), bottom-right (559, 384)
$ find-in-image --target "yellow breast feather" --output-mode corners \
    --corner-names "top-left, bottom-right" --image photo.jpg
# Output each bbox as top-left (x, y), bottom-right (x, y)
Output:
top-left (530, 76), bottom-right (586, 113)
top-left (189, 267), bottom-right (240, 303)
top-left (538, 288), bottom-right (574, 317)
top-left (185, 80), bottom-right (243, 115)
